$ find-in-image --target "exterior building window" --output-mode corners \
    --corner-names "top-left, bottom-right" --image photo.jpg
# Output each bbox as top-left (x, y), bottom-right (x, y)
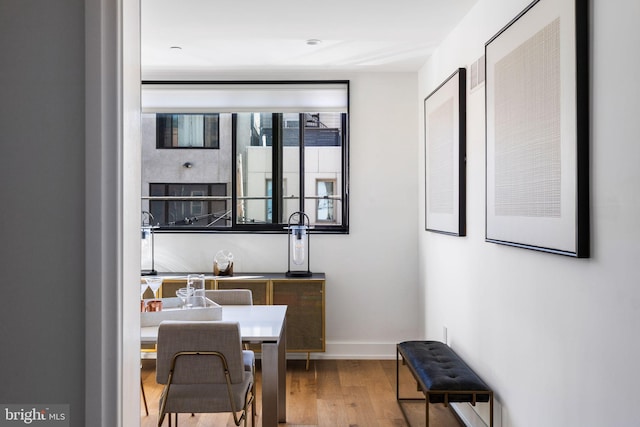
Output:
top-left (156, 113), bottom-right (220, 148)
top-left (149, 183), bottom-right (229, 227)
top-left (316, 179), bottom-right (336, 223)
top-left (265, 179), bottom-right (272, 222)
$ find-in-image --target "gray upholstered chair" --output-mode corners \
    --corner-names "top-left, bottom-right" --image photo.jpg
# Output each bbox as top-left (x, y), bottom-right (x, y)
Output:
top-left (205, 289), bottom-right (253, 306)
top-left (156, 321), bottom-right (255, 427)
top-left (205, 289), bottom-right (254, 353)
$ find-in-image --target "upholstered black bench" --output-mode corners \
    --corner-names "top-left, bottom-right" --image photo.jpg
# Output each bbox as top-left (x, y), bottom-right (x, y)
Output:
top-left (396, 341), bottom-right (493, 427)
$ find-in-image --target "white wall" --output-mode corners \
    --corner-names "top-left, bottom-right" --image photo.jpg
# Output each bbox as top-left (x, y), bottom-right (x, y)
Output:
top-left (419, 0), bottom-right (640, 426)
top-left (152, 72), bottom-right (422, 358)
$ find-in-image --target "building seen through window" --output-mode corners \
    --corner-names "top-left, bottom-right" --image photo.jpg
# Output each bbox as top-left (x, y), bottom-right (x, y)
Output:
top-left (156, 113), bottom-right (220, 148)
top-left (142, 110), bottom-right (348, 233)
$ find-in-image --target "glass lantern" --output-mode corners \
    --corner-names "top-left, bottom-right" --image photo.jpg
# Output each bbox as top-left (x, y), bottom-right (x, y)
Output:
top-left (141, 211), bottom-right (158, 276)
top-left (286, 212), bottom-right (312, 277)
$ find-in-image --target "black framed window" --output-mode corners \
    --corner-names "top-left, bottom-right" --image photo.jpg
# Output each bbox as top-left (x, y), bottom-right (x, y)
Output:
top-left (142, 81), bottom-right (349, 234)
top-left (232, 112), bottom-right (347, 232)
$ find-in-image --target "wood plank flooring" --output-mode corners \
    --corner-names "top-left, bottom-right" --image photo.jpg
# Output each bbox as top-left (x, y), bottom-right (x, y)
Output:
top-left (141, 359), bottom-right (464, 427)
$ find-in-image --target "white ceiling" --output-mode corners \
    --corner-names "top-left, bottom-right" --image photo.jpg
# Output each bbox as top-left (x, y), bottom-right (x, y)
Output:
top-left (141, 0), bottom-right (478, 77)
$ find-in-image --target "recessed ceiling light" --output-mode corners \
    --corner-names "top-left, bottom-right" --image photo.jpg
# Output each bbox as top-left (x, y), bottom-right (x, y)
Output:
top-left (306, 39), bottom-right (321, 46)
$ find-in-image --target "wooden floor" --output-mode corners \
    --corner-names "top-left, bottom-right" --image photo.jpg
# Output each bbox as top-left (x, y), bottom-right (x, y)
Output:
top-left (141, 358), bottom-right (464, 427)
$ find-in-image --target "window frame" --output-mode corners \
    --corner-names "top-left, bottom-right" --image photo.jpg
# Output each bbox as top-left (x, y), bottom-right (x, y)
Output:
top-left (142, 80), bottom-right (350, 234)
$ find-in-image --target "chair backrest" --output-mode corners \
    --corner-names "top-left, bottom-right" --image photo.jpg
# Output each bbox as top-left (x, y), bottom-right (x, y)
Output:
top-left (205, 289), bottom-right (253, 305)
top-left (156, 321), bottom-right (245, 385)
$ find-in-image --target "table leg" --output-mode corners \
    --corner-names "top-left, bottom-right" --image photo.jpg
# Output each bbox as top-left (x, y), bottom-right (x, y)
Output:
top-left (278, 319), bottom-right (286, 421)
top-left (261, 326), bottom-right (286, 427)
top-left (261, 341), bottom-right (278, 427)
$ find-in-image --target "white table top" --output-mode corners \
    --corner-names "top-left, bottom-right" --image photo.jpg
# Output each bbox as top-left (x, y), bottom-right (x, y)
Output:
top-left (141, 305), bottom-right (287, 344)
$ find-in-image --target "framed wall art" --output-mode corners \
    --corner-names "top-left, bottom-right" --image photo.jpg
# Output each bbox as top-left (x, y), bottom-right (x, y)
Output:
top-left (424, 68), bottom-right (466, 236)
top-left (485, 0), bottom-right (589, 257)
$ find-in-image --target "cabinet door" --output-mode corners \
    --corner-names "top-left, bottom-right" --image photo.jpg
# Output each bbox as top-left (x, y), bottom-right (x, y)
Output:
top-left (216, 280), bottom-right (269, 305)
top-left (272, 279), bottom-right (324, 352)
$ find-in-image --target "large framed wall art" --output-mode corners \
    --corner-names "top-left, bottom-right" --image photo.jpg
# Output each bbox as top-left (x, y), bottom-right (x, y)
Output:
top-left (424, 68), bottom-right (466, 236)
top-left (485, 0), bottom-right (589, 257)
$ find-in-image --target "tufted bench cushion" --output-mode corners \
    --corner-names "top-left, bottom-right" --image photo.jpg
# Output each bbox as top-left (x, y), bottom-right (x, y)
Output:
top-left (396, 340), bottom-right (493, 427)
top-left (398, 340), bottom-right (491, 403)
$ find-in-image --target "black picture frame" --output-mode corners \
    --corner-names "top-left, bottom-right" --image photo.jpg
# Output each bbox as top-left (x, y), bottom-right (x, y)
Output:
top-left (424, 68), bottom-right (466, 236)
top-left (485, 0), bottom-right (589, 257)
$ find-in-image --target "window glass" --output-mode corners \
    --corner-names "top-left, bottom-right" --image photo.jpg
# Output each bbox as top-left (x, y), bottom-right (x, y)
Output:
top-left (235, 113), bottom-right (274, 225)
top-left (283, 113), bottom-right (301, 222)
top-left (316, 179), bottom-right (336, 223)
top-left (265, 179), bottom-right (273, 222)
top-left (156, 114), bottom-right (219, 148)
top-left (149, 183), bottom-right (229, 227)
top-left (141, 82), bottom-right (349, 233)
top-left (304, 113), bottom-right (343, 226)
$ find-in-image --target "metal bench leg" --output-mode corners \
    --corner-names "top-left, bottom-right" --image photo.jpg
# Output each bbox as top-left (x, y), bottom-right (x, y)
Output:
top-left (396, 347), bottom-right (400, 400)
top-left (490, 393), bottom-right (494, 427)
top-left (397, 346), bottom-right (427, 427)
top-left (425, 397), bottom-right (429, 427)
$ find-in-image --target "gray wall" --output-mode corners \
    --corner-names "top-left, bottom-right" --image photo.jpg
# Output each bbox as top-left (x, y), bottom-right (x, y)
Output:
top-left (0, 1), bottom-right (86, 424)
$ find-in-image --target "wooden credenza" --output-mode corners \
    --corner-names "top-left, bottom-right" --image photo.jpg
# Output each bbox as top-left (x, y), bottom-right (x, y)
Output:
top-left (143, 272), bottom-right (325, 356)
